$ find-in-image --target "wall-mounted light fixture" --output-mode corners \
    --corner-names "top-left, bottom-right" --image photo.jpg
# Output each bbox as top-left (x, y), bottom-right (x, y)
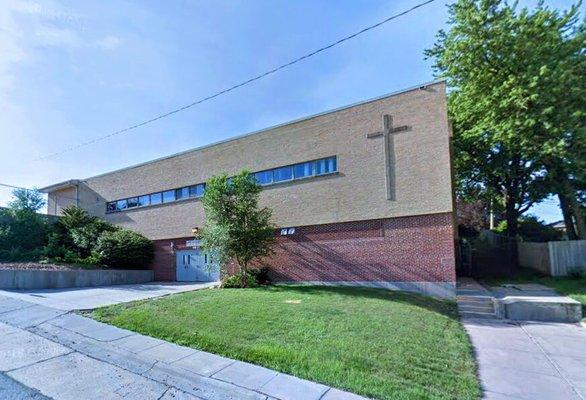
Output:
top-left (191, 227), bottom-right (200, 237)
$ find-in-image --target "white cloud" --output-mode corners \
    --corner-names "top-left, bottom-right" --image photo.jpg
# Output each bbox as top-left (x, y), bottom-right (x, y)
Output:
top-left (94, 35), bottom-right (122, 50)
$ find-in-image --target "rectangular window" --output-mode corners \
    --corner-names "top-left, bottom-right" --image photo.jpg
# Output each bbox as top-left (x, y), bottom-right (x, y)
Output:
top-left (116, 199), bottom-right (128, 211)
top-left (273, 166), bottom-right (293, 182)
top-left (254, 170), bottom-right (273, 185)
top-left (293, 161), bottom-right (314, 179)
top-left (150, 192), bottom-right (162, 205)
top-left (106, 156), bottom-right (338, 211)
top-left (316, 157), bottom-right (337, 175)
top-left (138, 195), bottom-right (150, 207)
top-left (189, 184), bottom-right (205, 197)
top-left (127, 197), bottom-right (139, 208)
top-left (175, 187), bottom-right (189, 200)
top-left (106, 202), bottom-right (117, 213)
top-left (162, 190), bottom-right (175, 203)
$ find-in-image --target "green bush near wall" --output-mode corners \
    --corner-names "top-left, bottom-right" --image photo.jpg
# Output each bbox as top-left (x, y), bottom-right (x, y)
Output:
top-left (94, 229), bottom-right (154, 269)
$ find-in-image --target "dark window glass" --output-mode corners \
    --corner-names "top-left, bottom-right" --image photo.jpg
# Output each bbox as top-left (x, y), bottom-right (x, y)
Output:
top-left (138, 195), bottom-right (150, 207)
top-left (106, 202), bottom-right (117, 212)
top-left (273, 166), bottom-right (293, 182)
top-left (162, 190), bottom-right (175, 203)
top-left (189, 184), bottom-right (205, 197)
top-left (116, 199), bottom-right (128, 211)
top-left (176, 187), bottom-right (189, 200)
top-left (127, 197), bottom-right (139, 208)
top-left (150, 192), bottom-right (162, 205)
top-left (316, 157), bottom-right (337, 175)
top-left (293, 162), bottom-right (314, 179)
top-left (255, 170), bottom-right (273, 185)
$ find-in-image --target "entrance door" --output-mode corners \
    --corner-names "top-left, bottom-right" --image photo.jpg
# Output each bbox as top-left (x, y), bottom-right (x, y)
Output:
top-left (176, 249), bottom-right (220, 282)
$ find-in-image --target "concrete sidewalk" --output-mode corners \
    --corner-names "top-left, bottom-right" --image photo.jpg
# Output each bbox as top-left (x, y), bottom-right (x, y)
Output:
top-left (0, 281), bottom-right (218, 311)
top-left (0, 295), bottom-right (366, 400)
top-left (463, 317), bottom-right (586, 400)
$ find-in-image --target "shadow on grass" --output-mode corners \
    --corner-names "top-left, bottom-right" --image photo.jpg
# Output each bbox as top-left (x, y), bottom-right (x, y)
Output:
top-left (265, 284), bottom-right (459, 321)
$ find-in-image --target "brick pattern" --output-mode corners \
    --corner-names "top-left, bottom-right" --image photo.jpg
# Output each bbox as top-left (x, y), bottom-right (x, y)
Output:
top-left (150, 212), bottom-right (456, 283)
top-left (59, 82), bottom-right (454, 241)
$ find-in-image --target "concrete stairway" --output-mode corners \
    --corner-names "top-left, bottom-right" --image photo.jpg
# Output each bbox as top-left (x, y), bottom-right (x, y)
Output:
top-left (457, 278), bottom-right (497, 319)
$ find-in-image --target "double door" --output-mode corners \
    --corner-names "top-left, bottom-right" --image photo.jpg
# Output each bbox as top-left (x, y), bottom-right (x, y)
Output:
top-left (176, 250), bottom-right (220, 282)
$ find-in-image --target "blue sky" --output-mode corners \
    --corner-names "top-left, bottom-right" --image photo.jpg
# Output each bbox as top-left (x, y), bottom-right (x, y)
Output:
top-left (0, 0), bottom-right (574, 222)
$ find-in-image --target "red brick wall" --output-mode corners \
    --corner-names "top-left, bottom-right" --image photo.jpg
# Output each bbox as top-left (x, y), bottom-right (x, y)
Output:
top-left (150, 212), bottom-right (456, 283)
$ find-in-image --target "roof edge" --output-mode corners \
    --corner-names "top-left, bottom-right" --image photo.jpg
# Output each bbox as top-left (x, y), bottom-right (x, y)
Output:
top-left (76, 79), bottom-right (446, 182)
top-left (40, 179), bottom-right (80, 193)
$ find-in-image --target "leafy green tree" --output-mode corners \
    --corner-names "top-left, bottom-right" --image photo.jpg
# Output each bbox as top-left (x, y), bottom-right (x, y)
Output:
top-left (426, 0), bottom-right (585, 242)
top-left (201, 171), bottom-right (275, 286)
top-left (0, 189), bottom-right (48, 260)
top-left (494, 215), bottom-right (562, 242)
top-left (7, 188), bottom-right (46, 212)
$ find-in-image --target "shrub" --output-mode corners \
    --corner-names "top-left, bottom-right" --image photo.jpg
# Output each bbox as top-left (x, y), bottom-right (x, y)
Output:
top-left (94, 229), bottom-right (153, 269)
top-left (567, 267), bottom-right (585, 279)
top-left (56, 206), bottom-right (118, 258)
top-left (70, 220), bottom-right (117, 257)
top-left (249, 266), bottom-right (271, 285)
top-left (221, 272), bottom-right (258, 288)
top-left (42, 232), bottom-right (70, 260)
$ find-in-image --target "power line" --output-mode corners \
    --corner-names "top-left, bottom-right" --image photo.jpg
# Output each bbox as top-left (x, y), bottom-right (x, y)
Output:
top-left (34, 0), bottom-right (437, 162)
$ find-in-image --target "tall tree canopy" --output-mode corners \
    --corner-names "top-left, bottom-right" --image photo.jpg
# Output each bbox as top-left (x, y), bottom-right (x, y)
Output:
top-left (426, 0), bottom-right (585, 239)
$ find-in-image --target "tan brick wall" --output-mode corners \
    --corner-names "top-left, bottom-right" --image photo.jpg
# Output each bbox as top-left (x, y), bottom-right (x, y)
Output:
top-left (47, 187), bottom-right (77, 215)
top-left (49, 81), bottom-right (454, 241)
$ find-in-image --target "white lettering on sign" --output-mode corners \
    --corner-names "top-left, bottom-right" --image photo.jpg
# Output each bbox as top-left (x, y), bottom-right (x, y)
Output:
top-left (280, 228), bottom-right (296, 236)
top-left (186, 239), bottom-right (201, 248)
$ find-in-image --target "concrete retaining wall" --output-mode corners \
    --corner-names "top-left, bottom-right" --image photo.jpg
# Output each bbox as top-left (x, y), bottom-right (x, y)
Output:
top-left (0, 269), bottom-right (154, 290)
top-left (518, 240), bottom-right (586, 276)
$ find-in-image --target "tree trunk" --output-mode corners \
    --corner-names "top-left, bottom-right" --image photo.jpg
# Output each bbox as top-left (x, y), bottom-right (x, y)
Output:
top-left (562, 179), bottom-right (586, 240)
top-left (241, 261), bottom-right (248, 287)
top-left (505, 197), bottom-right (519, 272)
top-left (558, 191), bottom-right (578, 240)
top-left (569, 195), bottom-right (586, 240)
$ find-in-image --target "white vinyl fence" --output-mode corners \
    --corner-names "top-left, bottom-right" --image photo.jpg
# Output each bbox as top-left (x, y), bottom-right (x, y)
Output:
top-left (518, 240), bottom-right (586, 276)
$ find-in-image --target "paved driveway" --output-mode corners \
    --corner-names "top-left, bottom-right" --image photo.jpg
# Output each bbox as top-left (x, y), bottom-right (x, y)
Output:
top-left (463, 317), bottom-right (586, 400)
top-left (0, 282), bottom-right (218, 310)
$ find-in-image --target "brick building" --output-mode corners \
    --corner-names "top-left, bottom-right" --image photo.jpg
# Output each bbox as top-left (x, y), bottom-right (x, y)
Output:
top-left (41, 80), bottom-right (457, 298)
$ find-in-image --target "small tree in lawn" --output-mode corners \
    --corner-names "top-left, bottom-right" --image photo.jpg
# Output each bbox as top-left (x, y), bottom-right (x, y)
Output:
top-left (201, 170), bottom-right (275, 287)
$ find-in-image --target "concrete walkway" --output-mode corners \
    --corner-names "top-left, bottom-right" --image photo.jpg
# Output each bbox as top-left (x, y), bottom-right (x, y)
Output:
top-left (0, 295), bottom-right (366, 400)
top-left (0, 282), bottom-right (218, 311)
top-left (463, 317), bottom-right (586, 400)
top-left (458, 278), bottom-right (586, 399)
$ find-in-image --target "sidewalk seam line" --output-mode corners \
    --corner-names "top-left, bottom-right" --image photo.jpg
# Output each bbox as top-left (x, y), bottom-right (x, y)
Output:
top-left (519, 323), bottom-right (584, 400)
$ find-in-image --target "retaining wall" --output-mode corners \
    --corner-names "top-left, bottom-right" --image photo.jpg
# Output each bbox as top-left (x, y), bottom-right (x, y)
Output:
top-left (0, 269), bottom-right (154, 290)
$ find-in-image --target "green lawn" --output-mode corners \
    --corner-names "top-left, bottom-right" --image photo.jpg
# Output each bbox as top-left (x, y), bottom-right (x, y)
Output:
top-left (482, 269), bottom-right (586, 317)
top-left (91, 286), bottom-right (480, 400)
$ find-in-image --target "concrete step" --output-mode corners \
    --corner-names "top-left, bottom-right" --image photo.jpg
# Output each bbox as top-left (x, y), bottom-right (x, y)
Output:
top-left (459, 311), bottom-right (497, 319)
top-left (456, 292), bottom-right (490, 297)
top-left (458, 298), bottom-right (494, 305)
top-left (458, 304), bottom-right (495, 313)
